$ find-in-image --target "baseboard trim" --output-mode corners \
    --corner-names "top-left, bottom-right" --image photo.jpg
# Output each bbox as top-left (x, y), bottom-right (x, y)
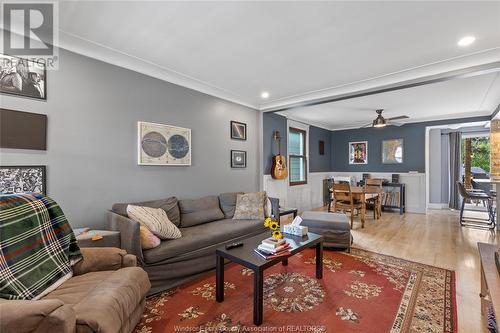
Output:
top-left (427, 203), bottom-right (449, 210)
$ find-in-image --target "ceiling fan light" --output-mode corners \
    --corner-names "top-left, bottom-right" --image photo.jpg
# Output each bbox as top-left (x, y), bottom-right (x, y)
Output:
top-left (373, 116), bottom-right (386, 128)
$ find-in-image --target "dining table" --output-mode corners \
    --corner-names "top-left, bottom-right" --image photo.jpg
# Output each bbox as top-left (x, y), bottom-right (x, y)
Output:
top-left (329, 186), bottom-right (385, 228)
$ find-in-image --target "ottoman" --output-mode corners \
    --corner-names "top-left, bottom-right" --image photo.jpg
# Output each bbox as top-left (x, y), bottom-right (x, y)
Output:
top-left (301, 211), bottom-right (352, 250)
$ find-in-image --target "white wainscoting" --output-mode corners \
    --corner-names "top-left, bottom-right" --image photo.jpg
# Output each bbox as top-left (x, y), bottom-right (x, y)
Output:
top-left (263, 172), bottom-right (426, 214)
top-left (263, 172), bottom-right (333, 211)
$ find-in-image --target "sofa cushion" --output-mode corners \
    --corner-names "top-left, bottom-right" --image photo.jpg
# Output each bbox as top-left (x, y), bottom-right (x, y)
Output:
top-left (43, 267), bottom-right (150, 333)
top-left (301, 211), bottom-right (350, 229)
top-left (300, 211), bottom-right (352, 249)
top-left (143, 219), bottom-right (265, 263)
top-left (218, 192), bottom-right (243, 219)
top-left (0, 299), bottom-right (74, 333)
top-left (127, 205), bottom-right (182, 240)
top-left (179, 195), bottom-right (224, 227)
top-left (233, 192), bottom-right (266, 220)
top-left (112, 197), bottom-right (181, 226)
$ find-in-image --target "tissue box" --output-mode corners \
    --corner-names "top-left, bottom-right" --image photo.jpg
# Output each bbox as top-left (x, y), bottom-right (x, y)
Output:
top-left (282, 224), bottom-right (308, 236)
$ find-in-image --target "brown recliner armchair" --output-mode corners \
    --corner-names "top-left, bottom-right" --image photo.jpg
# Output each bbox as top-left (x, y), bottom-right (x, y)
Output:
top-left (0, 247), bottom-right (151, 333)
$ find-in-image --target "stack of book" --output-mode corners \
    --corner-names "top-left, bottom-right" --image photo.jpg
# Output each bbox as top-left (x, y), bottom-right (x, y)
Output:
top-left (254, 237), bottom-right (291, 260)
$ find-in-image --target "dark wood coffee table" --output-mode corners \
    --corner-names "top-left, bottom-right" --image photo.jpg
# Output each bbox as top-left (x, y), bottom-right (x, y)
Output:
top-left (215, 232), bottom-right (323, 326)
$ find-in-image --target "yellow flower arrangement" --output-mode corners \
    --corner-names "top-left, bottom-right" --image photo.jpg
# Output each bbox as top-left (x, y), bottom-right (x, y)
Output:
top-left (264, 218), bottom-right (282, 239)
top-left (269, 221), bottom-right (279, 231)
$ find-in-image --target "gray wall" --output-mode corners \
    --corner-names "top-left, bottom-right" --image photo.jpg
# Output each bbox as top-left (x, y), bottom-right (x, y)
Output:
top-left (262, 113), bottom-right (287, 174)
top-left (309, 125), bottom-right (332, 172)
top-left (440, 134), bottom-right (450, 204)
top-left (428, 129), bottom-right (444, 204)
top-left (330, 116), bottom-right (490, 173)
top-left (262, 113), bottom-right (332, 174)
top-left (0, 49), bottom-right (260, 229)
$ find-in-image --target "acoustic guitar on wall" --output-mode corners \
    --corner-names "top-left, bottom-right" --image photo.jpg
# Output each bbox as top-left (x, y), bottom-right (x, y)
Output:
top-left (271, 130), bottom-right (288, 180)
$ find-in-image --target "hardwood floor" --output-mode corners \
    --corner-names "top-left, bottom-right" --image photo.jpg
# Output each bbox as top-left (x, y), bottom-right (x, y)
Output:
top-left (292, 207), bottom-right (498, 333)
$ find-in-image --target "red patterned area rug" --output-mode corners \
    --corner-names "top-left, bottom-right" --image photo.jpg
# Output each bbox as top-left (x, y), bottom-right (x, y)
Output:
top-left (135, 248), bottom-right (456, 333)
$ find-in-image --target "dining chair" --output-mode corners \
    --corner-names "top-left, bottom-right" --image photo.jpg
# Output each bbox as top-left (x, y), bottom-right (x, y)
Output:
top-left (331, 183), bottom-right (362, 228)
top-left (456, 181), bottom-right (496, 229)
top-left (364, 178), bottom-right (383, 219)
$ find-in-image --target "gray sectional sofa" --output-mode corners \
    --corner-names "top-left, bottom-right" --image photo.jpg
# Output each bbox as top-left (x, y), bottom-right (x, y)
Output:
top-left (107, 192), bottom-right (278, 295)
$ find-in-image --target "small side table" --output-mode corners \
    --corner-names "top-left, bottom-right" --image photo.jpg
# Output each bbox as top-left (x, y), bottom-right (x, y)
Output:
top-left (279, 207), bottom-right (298, 219)
top-left (76, 229), bottom-right (120, 248)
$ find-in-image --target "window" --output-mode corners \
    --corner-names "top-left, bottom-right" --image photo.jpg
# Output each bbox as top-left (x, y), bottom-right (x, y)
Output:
top-left (289, 127), bottom-right (307, 185)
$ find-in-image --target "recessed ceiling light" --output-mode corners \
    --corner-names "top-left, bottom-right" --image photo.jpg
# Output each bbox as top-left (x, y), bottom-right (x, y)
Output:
top-left (261, 91), bottom-right (270, 99)
top-left (457, 35), bottom-right (475, 47)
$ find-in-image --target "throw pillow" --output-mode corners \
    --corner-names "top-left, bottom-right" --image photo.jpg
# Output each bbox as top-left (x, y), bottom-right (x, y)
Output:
top-left (112, 196), bottom-right (181, 226)
top-left (264, 197), bottom-right (272, 218)
top-left (140, 226), bottom-right (161, 250)
top-left (127, 205), bottom-right (182, 240)
top-left (233, 192), bottom-right (266, 220)
top-left (219, 192), bottom-right (244, 219)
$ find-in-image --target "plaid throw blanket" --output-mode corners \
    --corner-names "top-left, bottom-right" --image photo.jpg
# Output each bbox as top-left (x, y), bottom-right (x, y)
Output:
top-left (0, 193), bottom-right (82, 300)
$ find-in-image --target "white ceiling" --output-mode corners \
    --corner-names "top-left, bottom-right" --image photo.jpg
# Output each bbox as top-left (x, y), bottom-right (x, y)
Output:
top-left (278, 72), bottom-right (500, 130)
top-left (52, 1), bottom-right (500, 112)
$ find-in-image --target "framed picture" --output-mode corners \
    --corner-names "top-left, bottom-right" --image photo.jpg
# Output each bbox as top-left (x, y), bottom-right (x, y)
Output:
top-left (319, 140), bottom-right (325, 155)
top-left (349, 141), bottom-right (368, 164)
top-left (0, 165), bottom-right (46, 195)
top-left (230, 121), bottom-right (247, 140)
top-left (0, 54), bottom-right (46, 100)
top-left (138, 121), bottom-right (191, 166)
top-left (231, 150), bottom-right (247, 168)
top-left (382, 138), bottom-right (404, 164)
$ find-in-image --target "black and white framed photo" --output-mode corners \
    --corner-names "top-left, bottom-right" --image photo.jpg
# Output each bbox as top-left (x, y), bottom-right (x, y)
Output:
top-left (0, 165), bottom-right (46, 195)
top-left (0, 54), bottom-right (46, 100)
top-left (231, 150), bottom-right (247, 168)
top-left (230, 121), bottom-right (247, 141)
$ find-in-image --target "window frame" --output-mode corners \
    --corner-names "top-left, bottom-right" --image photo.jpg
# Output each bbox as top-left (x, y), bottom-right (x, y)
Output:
top-left (288, 127), bottom-right (308, 186)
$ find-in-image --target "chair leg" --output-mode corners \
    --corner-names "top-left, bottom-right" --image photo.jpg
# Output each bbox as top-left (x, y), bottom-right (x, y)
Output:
top-left (459, 199), bottom-right (465, 225)
top-left (377, 198), bottom-right (382, 219)
top-left (488, 200), bottom-right (496, 224)
top-left (350, 210), bottom-right (354, 229)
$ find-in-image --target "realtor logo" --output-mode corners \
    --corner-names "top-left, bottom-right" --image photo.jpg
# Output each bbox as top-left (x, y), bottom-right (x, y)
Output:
top-left (2, 2), bottom-right (58, 68)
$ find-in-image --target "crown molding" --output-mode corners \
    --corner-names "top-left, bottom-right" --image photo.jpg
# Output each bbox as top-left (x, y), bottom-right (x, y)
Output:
top-left (1, 27), bottom-right (258, 109)
top-left (5, 28), bottom-right (499, 118)
top-left (53, 33), bottom-right (500, 129)
top-left (53, 32), bottom-right (500, 116)
top-left (261, 48), bottom-right (500, 112)
top-left (56, 30), bottom-right (259, 110)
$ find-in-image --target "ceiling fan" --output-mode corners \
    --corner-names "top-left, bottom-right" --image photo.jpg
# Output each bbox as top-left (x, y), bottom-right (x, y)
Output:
top-left (361, 109), bottom-right (409, 128)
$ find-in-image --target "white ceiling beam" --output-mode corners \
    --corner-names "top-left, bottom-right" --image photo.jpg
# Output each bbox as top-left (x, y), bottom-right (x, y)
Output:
top-left (261, 48), bottom-right (500, 112)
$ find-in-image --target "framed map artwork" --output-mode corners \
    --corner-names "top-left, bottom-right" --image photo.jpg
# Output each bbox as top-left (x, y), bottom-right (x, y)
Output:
top-left (138, 121), bottom-right (191, 166)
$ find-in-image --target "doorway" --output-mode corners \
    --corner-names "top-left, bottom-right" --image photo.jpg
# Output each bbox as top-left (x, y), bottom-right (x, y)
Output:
top-left (425, 121), bottom-right (491, 210)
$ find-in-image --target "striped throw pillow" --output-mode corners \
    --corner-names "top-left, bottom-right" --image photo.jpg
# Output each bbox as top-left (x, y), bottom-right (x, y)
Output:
top-left (127, 205), bottom-right (182, 240)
